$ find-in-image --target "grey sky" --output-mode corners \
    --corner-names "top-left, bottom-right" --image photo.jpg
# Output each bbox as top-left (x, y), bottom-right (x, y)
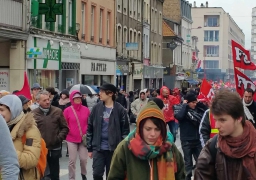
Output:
top-left (188, 0), bottom-right (255, 49)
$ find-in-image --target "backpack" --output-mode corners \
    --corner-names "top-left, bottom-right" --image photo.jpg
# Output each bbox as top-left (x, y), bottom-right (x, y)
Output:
top-left (22, 134), bottom-right (48, 178)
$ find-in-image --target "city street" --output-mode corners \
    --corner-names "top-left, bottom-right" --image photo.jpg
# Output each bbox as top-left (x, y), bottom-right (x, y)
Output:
top-left (59, 123), bottom-right (183, 180)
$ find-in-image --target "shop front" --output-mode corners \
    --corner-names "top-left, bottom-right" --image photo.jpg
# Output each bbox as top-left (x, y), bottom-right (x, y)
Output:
top-left (116, 61), bottom-right (129, 92)
top-left (26, 36), bottom-right (61, 89)
top-left (132, 63), bottom-right (144, 90)
top-left (144, 65), bottom-right (164, 89)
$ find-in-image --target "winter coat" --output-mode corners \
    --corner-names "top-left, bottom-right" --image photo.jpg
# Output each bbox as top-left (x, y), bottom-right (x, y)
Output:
top-left (86, 96), bottom-right (98, 112)
top-left (199, 109), bottom-right (211, 147)
top-left (194, 137), bottom-right (250, 180)
top-left (0, 115), bottom-right (19, 180)
top-left (116, 93), bottom-right (127, 108)
top-left (11, 113), bottom-right (41, 180)
top-left (86, 101), bottom-right (130, 152)
top-left (108, 140), bottom-right (185, 180)
top-left (33, 106), bottom-right (69, 150)
top-left (175, 102), bottom-right (207, 142)
top-left (130, 90), bottom-right (148, 115)
top-left (64, 91), bottom-right (90, 143)
top-left (157, 86), bottom-right (180, 122)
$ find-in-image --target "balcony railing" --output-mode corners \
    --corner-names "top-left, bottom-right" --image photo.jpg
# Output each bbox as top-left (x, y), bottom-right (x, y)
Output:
top-left (0, 0), bottom-right (23, 29)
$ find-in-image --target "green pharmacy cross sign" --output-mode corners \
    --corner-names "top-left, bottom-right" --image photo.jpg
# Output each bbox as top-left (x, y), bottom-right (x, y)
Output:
top-left (39, 0), bottom-right (63, 22)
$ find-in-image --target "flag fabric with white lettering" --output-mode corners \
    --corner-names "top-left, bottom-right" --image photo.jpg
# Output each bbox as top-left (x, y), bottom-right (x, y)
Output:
top-left (232, 40), bottom-right (256, 70)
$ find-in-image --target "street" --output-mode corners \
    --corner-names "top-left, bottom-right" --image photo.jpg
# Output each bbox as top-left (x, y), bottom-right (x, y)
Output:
top-left (59, 123), bottom-right (183, 180)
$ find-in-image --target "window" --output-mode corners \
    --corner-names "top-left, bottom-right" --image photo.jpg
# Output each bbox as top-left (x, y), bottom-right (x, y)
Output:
top-left (151, 9), bottom-right (154, 31)
top-left (57, 0), bottom-right (62, 32)
top-left (143, 2), bottom-right (146, 21)
top-left (204, 31), bottom-right (219, 41)
top-left (146, 35), bottom-right (149, 58)
top-left (133, 0), bottom-right (137, 19)
top-left (129, 30), bottom-right (133, 57)
top-left (117, 26), bottom-right (122, 54)
top-left (154, 44), bottom-right (157, 62)
top-left (204, 60), bottom-right (219, 69)
top-left (204, 45), bottom-right (219, 57)
top-left (138, 33), bottom-right (141, 60)
top-left (134, 31), bottom-right (137, 58)
top-left (151, 43), bottom-right (154, 62)
top-left (117, 0), bottom-right (121, 12)
top-left (68, 0), bottom-right (73, 34)
top-left (123, 27), bottom-right (127, 56)
top-left (205, 15), bottom-right (218, 27)
top-left (81, 3), bottom-right (85, 38)
top-left (91, 6), bottom-right (95, 41)
top-left (159, 12), bottom-right (162, 35)
top-left (123, 0), bottom-right (127, 14)
top-left (99, 9), bottom-right (103, 43)
top-left (129, 0), bottom-right (133, 16)
top-left (138, 0), bottom-right (141, 20)
top-left (107, 12), bottom-right (110, 44)
top-left (158, 44), bottom-right (161, 62)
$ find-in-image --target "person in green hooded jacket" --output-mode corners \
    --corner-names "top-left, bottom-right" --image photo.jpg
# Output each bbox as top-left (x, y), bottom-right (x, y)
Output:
top-left (108, 101), bottom-right (185, 180)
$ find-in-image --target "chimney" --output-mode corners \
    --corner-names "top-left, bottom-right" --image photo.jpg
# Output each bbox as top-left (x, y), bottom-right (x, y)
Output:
top-left (194, 1), bottom-right (196, 7)
top-left (206, 1), bottom-right (208, 7)
top-left (200, 3), bottom-right (204, 7)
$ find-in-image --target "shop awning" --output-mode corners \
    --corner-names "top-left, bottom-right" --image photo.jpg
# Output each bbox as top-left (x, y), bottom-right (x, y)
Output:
top-left (186, 79), bottom-right (199, 85)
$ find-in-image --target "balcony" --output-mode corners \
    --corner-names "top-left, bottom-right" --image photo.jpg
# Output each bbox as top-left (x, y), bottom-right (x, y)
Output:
top-left (0, 0), bottom-right (23, 30)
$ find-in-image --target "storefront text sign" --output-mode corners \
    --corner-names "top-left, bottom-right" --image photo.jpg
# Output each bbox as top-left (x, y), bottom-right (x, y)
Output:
top-left (91, 62), bottom-right (107, 72)
top-left (0, 69), bottom-right (9, 91)
top-left (61, 45), bottom-right (80, 63)
top-left (43, 41), bottom-right (60, 68)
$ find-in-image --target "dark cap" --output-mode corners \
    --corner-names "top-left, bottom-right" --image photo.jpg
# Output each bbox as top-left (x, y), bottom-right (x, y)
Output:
top-left (18, 95), bottom-right (30, 105)
top-left (99, 83), bottom-right (117, 94)
top-left (31, 83), bottom-right (41, 90)
top-left (185, 93), bottom-right (197, 103)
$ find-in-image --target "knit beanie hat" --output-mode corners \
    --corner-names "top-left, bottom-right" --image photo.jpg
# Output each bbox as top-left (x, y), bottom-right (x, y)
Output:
top-left (148, 97), bottom-right (164, 110)
top-left (185, 93), bottom-right (197, 103)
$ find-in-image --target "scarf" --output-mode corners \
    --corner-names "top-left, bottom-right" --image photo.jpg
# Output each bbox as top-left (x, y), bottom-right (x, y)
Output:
top-left (59, 98), bottom-right (70, 105)
top-left (39, 106), bottom-right (50, 115)
top-left (7, 111), bottom-right (24, 127)
top-left (125, 129), bottom-right (176, 180)
top-left (243, 100), bottom-right (255, 123)
top-left (218, 121), bottom-right (256, 179)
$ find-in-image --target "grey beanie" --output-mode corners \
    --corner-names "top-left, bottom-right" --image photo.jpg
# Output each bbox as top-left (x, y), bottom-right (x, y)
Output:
top-left (0, 95), bottom-right (23, 120)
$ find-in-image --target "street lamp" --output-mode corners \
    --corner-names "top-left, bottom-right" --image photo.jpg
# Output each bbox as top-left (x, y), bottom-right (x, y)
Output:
top-left (191, 26), bottom-right (202, 30)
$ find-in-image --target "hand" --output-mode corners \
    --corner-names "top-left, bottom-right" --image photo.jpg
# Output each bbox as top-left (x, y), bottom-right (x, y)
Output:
top-left (88, 152), bottom-right (93, 159)
top-left (183, 100), bottom-right (188, 104)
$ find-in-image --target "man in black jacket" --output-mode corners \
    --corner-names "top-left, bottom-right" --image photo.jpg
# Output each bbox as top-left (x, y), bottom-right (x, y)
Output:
top-left (175, 93), bottom-right (207, 180)
top-left (86, 83), bottom-right (130, 180)
top-left (116, 88), bottom-right (127, 109)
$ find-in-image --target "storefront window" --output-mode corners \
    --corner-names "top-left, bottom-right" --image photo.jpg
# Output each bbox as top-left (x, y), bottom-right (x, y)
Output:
top-left (82, 75), bottom-right (98, 85)
top-left (101, 75), bottom-right (111, 85)
top-left (28, 70), bottom-right (59, 89)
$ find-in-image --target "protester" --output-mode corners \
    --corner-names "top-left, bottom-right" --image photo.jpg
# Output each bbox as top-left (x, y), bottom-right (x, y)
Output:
top-left (58, 89), bottom-right (70, 111)
top-left (86, 83), bottom-right (130, 180)
top-left (175, 93), bottom-right (207, 180)
top-left (86, 94), bottom-right (98, 112)
top-left (31, 83), bottom-right (41, 103)
top-left (194, 90), bottom-right (256, 180)
top-left (108, 101), bottom-right (185, 180)
top-left (18, 95), bottom-right (31, 114)
top-left (0, 95), bottom-right (42, 179)
top-left (46, 87), bottom-right (60, 107)
top-left (242, 88), bottom-right (256, 128)
top-left (64, 91), bottom-right (90, 180)
top-left (33, 90), bottom-right (69, 180)
top-left (0, 115), bottom-right (19, 180)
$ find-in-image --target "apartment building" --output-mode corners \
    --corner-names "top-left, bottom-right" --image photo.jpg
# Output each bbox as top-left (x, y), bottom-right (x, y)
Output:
top-left (191, 2), bottom-right (245, 81)
top-left (0, 0), bottom-right (29, 92)
top-left (250, 7), bottom-right (256, 78)
top-left (116, 0), bottom-right (143, 91)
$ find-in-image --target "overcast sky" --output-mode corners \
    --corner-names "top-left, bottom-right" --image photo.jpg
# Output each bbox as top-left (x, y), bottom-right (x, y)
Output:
top-left (188, 0), bottom-right (255, 49)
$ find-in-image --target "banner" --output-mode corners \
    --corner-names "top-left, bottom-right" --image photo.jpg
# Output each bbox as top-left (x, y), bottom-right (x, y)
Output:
top-left (13, 72), bottom-right (32, 100)
top-left (232, 40), bottom-right (256, 70)
top-left (234, 68), bottom-right (256, 98)
top-left (199, 79), bottom-right (214, 101)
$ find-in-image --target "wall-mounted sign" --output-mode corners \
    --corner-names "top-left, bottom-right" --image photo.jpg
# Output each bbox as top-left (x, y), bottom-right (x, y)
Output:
top-left (0, 69), bottom-right (9, 91)
top-left (39, 0), bottom-right (63, 22)
top-left (42, 41), bottom-right (60, 68)
top-left (26, 47), bottom-right (44, 59)
top-left (116, 61), bottom-right (129, 75)
top-left (126, 43), bottom-right (138, 51)
top-left (91, 62), bottom-right (107, 72)
top-left (61, 45), bottom-right (80, 63)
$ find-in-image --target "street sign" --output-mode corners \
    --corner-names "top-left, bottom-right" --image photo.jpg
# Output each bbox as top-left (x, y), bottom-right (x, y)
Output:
top-left (126, 43), bottom-right (138, 51)
top-left (39, 0), bottom-right (63, 22)
top-left (26, 47), bottom-right (44, 59)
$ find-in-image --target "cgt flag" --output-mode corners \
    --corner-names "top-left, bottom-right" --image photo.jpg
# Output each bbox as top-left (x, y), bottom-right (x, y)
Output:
top-left (234, 68), bottom-right (256, 98)
top-left (232, 40), bottom-right (256, 70)
top-left (199, 79), bottom-right (214, 101)
top-left (13, 72), bottom-right (32, 100)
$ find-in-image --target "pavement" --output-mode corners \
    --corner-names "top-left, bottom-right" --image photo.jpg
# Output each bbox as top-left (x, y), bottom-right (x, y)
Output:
top-left (59, 123), bottom-right (185, 180)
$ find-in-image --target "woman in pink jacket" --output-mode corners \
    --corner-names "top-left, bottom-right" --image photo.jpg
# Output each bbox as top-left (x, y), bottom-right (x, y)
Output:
top-left (64, 90), bottom-right (90, 180)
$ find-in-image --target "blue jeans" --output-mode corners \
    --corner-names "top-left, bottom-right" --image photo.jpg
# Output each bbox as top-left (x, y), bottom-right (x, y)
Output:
top-left (167, 121), bottom-right (176, 142)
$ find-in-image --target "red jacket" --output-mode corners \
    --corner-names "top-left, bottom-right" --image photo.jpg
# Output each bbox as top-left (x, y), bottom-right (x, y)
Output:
top-left (157, 86), bottom-right (180, 122)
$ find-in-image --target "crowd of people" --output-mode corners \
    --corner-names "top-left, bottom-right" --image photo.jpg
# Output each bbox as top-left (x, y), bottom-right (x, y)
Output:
top-left (1, 83), bottom-right (256, 180)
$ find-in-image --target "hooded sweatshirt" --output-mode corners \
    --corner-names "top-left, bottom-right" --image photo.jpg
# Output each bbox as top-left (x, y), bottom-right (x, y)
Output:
top-left (63, 90), bottom-right (90, 143)
top-left (130, 89), bottom-right (148, 115)
top-left (157, 86), bottom-right (180, 122)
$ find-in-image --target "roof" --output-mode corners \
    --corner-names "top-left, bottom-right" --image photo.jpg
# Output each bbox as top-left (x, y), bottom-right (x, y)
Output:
top-left (162, 20), bottom-right (176, 37)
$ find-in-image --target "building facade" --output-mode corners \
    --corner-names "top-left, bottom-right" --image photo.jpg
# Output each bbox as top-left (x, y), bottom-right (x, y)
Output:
top-left (0, 0), bottom-right (29, 92)
top-left (250, 7), bottom-right (256, 78)
top-left (78, 0), bottom-right (116, 86)
top-left (116, 0), bottom-right (143, 91)
top-left (191, 2), bottom-right (245, 82)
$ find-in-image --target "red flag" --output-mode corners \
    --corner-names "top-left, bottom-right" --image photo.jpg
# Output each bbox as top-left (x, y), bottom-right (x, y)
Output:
top-left (13, 72), bottom-right (32, 100)
top-left (234, 68), bottom-right (256, 98)
top-left (232, 40), bottom-right (256, 70)
top-left (200, 79), bottom-right (214, 101)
